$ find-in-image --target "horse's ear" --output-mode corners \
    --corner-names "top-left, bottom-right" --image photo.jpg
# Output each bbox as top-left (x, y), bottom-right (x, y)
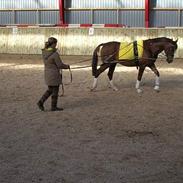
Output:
top-left (174, 39), bottom-right (178, 43)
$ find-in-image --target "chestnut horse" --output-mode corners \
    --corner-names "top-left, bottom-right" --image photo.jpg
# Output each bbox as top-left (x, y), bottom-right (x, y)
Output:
top-left (91, 37), bottom-right (178, 93)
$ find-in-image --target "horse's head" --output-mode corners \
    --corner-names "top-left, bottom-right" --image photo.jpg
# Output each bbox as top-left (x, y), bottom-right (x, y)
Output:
top-left (164, 39), bottom-right (178, 63)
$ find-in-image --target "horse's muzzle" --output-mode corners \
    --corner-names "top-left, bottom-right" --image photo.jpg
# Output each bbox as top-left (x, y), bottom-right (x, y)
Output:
top-left (167, 57), bottom-right (173, 63)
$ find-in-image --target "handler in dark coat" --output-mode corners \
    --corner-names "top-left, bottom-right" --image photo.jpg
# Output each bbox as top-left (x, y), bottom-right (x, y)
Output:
top-left (37, 37), bottom-right (70, 111)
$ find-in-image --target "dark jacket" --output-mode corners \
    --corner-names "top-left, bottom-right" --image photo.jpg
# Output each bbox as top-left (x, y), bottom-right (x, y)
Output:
top-left (42, 48), bottom-right (69, 86)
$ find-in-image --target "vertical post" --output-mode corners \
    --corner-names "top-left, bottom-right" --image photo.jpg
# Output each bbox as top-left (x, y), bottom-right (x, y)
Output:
top-left (36, 9), bottom-right (40, 25)
top-left (145, 0), bottom-right (150, 28)
top-left (117, 9), bottom-right (119, 24)
top-left (90, 9), bottom-right (93, 24)
top-left (59, 0), bottom-right (65, 24)
top-left (178, 9), bottom-right (181, 27)
top-left (13, 10), bottom-right (16, 24)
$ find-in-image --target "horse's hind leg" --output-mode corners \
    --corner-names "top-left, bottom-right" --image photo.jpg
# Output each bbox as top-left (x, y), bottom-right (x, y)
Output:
top-left (107, 63), bottom-right (118, 91)
top-left (149, 64), bottom-right (160, 92)
top-left (91, 63), bottom-right (110, 91)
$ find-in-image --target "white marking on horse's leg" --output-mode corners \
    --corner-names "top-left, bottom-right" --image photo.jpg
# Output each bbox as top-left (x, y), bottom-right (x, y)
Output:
top-left (137, 89), bottom-right (142, 93)
top-left (135, 80), bottom-right (140, 89)
top-left (91, 77), bottom-right (98, 91)
top-left (155, 76), bottom-right (160, 86)
top-left (135, 80), bottom-right (142, 93)
top-left (154, 85), bottom-right (160, 91)
top-left (109, 80), bottom-right (118, 91)
top-left (154, 76), bottom-right (160, 92)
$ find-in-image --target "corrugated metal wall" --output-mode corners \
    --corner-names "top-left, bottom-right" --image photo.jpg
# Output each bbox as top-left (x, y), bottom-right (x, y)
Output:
top-left (65, 0), bottom-right (144, 27)
top-left (0, 0), bottom-right (58, 9)
top-left (119, 11), bottom-right (144, 27)
top-left (150, 11), bottom-right (179, 27)
top-left (65, 0), bottom-right (183, 27)
top-left (150, 0), bottom-right (182, 27)
top-left (65, 0), bottom-right (144, 8)
top-left (0, 0), bottom-right (59, 24)
top-left (151, 0), bottom-right (183, 8)
top-left (0, 0), bottom-right (183, 27)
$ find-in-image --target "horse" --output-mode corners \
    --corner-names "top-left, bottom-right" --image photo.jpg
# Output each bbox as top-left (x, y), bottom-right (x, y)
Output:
top-left (91, 37), bottom-right (178, 93)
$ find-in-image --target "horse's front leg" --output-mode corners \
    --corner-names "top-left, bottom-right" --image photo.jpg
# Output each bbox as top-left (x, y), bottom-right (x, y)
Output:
top-left (136, 66), bottom-right (145, 93)
top-left (108, 63), bottom-right (118, 91)
top-left (149, 64), bottom-right (160, 92)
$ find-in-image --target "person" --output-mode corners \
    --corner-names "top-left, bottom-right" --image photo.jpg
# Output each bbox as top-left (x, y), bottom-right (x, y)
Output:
top-left (37, 37), bottom-right (70, 111)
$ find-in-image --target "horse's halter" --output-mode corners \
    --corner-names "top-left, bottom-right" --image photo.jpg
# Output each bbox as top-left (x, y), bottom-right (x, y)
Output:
top-left (164, 43), bottom-right (177, 63)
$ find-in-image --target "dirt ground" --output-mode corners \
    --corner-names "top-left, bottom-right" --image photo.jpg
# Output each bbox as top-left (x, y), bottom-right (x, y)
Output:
top-left (0, 54), bottom-right (183, 183)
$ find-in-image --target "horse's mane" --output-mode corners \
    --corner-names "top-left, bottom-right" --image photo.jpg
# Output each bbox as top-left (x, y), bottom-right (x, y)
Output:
top-left (147, 37), bottom-right (175, 44)
top-left (145, 37), bottom-right (178, 50)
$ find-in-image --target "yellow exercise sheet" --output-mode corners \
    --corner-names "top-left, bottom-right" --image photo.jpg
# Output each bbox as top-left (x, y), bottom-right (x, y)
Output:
top-left (118, 40), bottom-right (143, 60)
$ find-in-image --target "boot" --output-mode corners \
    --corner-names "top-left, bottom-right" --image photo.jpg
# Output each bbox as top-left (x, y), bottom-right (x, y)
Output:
top-left (37, 90), bottom-right (51, 111)
top-left (51, 95), bottom-right (63, 111)
top-left (51, 107), bottom-right (63, 111)
top-left (37, 101), bottom-right (44, 111)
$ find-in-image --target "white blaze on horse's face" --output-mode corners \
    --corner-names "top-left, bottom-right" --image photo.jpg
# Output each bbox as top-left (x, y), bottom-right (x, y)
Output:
top-left (164, 43), bottom-right (177, 63)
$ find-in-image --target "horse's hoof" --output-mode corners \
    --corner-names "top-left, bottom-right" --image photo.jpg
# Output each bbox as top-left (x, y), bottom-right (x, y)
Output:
top-left (113, 88), bottom-right (119, 91)
top-left (154, 89), bottom-right (160, 93)
top-left (90, 88), bottom-right (96, 92)
top-left (137, 89), bottom-right (143, 93)
top-left (154, 86), bottom-right (160, 92)
top-left (109, 86), bottom-right (118, 91)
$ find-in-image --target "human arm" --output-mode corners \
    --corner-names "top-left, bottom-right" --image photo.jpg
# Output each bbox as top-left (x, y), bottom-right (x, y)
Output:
top-left (54, 52), bottom-right (70, 69)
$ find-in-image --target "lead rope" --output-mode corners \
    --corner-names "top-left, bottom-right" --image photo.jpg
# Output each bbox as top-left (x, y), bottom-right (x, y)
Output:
top-left (59, 67), bottom-right (72, 97)
top-left (59, 71), bottom-right (64, 97)
top-left (59, 83), bottom-right (64, 97)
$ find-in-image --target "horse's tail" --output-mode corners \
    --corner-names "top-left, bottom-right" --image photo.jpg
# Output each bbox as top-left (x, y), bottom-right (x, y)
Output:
top-left (92, 44), bottom-right (104, 76)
